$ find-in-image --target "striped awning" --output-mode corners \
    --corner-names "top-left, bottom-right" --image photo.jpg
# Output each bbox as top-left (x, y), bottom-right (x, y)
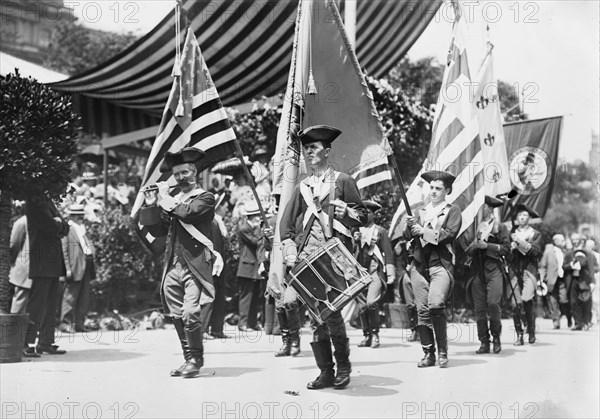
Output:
top-left (51, 0), bottom-right (441, 137)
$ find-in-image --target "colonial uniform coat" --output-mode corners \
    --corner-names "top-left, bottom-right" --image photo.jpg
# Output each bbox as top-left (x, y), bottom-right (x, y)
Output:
top-left (355, 224), bottom-right (394, 307)
top-left (467, 218), bottom-right (511, 340)
top-left (508, 226), bottom-right (543, 304)
top-left (140, 188), bottom-right (215, 316)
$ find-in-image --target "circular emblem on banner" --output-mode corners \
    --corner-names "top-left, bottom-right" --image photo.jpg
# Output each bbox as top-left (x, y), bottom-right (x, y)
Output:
top-left (508, 146), bottom-right (551, 195)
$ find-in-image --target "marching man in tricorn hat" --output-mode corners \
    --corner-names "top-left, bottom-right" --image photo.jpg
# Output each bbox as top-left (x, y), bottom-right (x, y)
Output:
top-left (466, 196), bottom-right (511, 355)
top-left (140, 147), bottom-right (220, 378)
top-left (404, 170), bottom-right (462, 368)
top-left (507, 203), bottom-right (543, 345)
top-left (279, 125), bottom-right (367, 390)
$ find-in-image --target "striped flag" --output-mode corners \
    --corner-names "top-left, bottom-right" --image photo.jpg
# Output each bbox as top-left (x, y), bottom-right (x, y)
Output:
top-left (389, 1), bottom-right (485, 251)
top-left (131, 28), bottom-right (236, 253)
top-left (474, 42), bottom-right (511, 197)
top-left (352, 156), bottom-right (393, 197)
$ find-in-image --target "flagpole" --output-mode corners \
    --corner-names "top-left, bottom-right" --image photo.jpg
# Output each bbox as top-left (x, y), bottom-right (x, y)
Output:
top-left (387, 154), bottom-right (412, 217)
top-left (232, 141), bottom-right (269, 226)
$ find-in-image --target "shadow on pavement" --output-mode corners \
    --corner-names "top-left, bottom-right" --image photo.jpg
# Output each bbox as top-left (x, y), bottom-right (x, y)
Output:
top-left (337, 374), bottom-right (401, 397)
top-left (202, 367), bottom-right (263, 378)
top-left (32, 348), bottom-right (145, 362)
top-left (452, 347), bottom-right (525, 358)
top-left (437, 357), bottom-right (487, 368)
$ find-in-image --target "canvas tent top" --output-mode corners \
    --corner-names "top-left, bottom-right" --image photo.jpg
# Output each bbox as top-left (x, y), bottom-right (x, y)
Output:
top-left (50, 0), bottom-right (441, 139)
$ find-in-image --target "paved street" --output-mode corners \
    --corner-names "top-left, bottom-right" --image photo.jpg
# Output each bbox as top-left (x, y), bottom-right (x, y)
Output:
top-left (1, 319), bottom-right (598, 419)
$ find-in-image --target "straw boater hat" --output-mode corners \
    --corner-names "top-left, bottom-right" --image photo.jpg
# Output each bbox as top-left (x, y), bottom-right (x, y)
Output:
top-left (211, 156), bottom-right (253, 176)
top-left (159, 147), bottom-right (206, 173)
top-left (242, 200), bottom-right (261, 217)
top-left (68, 203), bottom-right (86, 216)
top-left (298, 125), bottom-right (342, 147)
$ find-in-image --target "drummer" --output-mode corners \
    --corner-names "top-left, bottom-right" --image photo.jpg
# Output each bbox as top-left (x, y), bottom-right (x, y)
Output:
top-left (353, 200), bottom-right (395, 349)
top-left (280, 125), bottom-right (367, 390)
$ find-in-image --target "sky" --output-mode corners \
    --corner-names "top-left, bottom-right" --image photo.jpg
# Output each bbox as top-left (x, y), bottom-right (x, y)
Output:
top-left (70, 1), bottom-right (600, 163)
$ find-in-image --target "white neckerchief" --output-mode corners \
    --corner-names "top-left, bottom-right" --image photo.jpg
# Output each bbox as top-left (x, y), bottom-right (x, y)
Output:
top-left (422, 200), bottom-right (448, 227)
top-left (215, 214), bottom-right (228, 237)
top-left (360, 224), bottom-right (377, 248)
top-left (306, 170), bottom-right (329, 200)
top-left (515, 225), bottom-right (533, 242)
top-left (69, 220), bottom-right (93, 255)
top-left (554, 246), bottom-right (564, 278)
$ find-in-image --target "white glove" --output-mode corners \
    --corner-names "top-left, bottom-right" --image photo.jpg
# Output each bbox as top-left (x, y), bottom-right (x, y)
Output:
top-left (212, 251), bottom-right (224, 277)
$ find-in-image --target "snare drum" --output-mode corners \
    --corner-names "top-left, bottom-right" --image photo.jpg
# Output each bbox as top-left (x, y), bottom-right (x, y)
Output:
top-left (285, 237), bottom-right (372, 324)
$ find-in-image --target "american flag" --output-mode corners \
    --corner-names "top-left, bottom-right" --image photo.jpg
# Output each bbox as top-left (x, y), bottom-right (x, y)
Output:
top-left (389, 1), bottom-right (485, 250)
top-left (131, 28), bottom-right (236, 253)
top-left (352, 156), bottom-right (393, 198)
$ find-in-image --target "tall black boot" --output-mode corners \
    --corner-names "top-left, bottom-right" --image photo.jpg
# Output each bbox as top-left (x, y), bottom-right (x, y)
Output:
top-left (560, 303), bottom-right (572, 328)
top-left (306, 341), bottom-right (335, 390)
top-left (182, 324), bottom-right (204, 378)
top-left (475, 320), bottom-right (490, 354)
top-left (407, 307), bottom-right (419, 342)
top-left (170, 318), bottom-right (190, 377)
top-left (368, 308), bottom-right (380, 348)
top-left (524, 300), bottom-right (536, 344)
top-left (287, 306), bottom-right (301, 357)
top-left (513, 306), bottom-right (524, 346)
top-left (331, 337), bottom-right (351, 389)
top-left (357, 310), bottom-right (371, 347)
top-left (274, 311), bottom-right (291, 357)
top-left (491, 322), bottom-right (502, 354)
top-left (417, 325), bottom-right (436, 367)
top-left (431, 309), bottom-right (448, 368)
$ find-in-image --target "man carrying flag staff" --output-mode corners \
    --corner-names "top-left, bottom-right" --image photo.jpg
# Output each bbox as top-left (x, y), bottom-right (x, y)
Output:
top-left (404, 170), bottom-right (461, 368)
top-left (140, 147), bottom-right (217, 379)
top-left (280, 125), bottom-right (367, 390)
top-left (467, 196), bottom-right (511, 355)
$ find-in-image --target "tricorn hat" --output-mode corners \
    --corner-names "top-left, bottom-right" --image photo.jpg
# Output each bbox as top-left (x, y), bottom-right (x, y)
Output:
top-left (420, 170), bottom-right (456, 185)
top-left (484, 195), bottom-right (504, 208)
top-left (363, 200), bottom-right (382, 212)
top-left (160, 147), bottom-right (206, 173)
top-left (514, 203), bottom-right (540, 218)
top-left (298, 125), bottom-right (342, 146)
top-left (68, 204), bottom-right (86, 216)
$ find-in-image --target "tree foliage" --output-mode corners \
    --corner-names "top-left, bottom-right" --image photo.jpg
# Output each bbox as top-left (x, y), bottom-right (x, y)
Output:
top-left (44, 21), bottom-right (138, 75)
top-left (0, 70), bottom-right (80, 200)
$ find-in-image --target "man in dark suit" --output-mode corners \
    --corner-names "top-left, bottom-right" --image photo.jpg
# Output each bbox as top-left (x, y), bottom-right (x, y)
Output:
top-left (59, 204), bottom-right (95, 333)
top-left (205, 193), bottom-right (229, 339)
top-left (467, 196), bottom-right (511, 354)
top-left (507, 204), bottom-right (543, 345)
top-left (563, 236), bottom-right (597, 330)
top-left (404, 170), bottom-right (462, 368)
top-left (354, 200), bottom-right (395, 349)
top-left (25, 196), bottom-right (70, 356)
top-left (140, 147), bottom-right (216, 378)
top-left (236, 200), bottom-right (264, 332)
top-left (539, 234), bottom-right (569, 329)
top-left (279, 125), bottom-right (367, 390)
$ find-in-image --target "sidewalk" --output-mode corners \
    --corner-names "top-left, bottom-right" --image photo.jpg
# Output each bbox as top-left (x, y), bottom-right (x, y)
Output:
top-left (1, 318), bottom-right (598, 418)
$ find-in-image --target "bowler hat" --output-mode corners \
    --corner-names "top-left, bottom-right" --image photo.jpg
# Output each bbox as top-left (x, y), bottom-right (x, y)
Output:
top-left (298, 125), bottom-right (341, 146)
top-left (160, 147), bottom-right (206, 173)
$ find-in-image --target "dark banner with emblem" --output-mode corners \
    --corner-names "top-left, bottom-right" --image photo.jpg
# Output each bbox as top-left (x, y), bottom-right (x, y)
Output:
top-left (500, 116), bottom-right (563, 222)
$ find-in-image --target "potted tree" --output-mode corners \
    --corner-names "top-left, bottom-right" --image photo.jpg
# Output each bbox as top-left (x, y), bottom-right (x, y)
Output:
top-left (0, 70), bottom-right (79, 362)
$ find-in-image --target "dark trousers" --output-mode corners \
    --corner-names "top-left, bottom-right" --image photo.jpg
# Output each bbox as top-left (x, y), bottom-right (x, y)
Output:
top-left (26, 276), bottom-right (59, 346)
top-left (571, 282), bottom-right (593, 327)
top-left (238, 276), bottom-right (260, 328)
top-left (201, 275), bottom-right (226, 334)
top-left (471, 265), bottom-right (503, 336)
top-left (60, 261), bottom-right (92, 328)
top-left (312, 311), bottom-right (347, 342)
